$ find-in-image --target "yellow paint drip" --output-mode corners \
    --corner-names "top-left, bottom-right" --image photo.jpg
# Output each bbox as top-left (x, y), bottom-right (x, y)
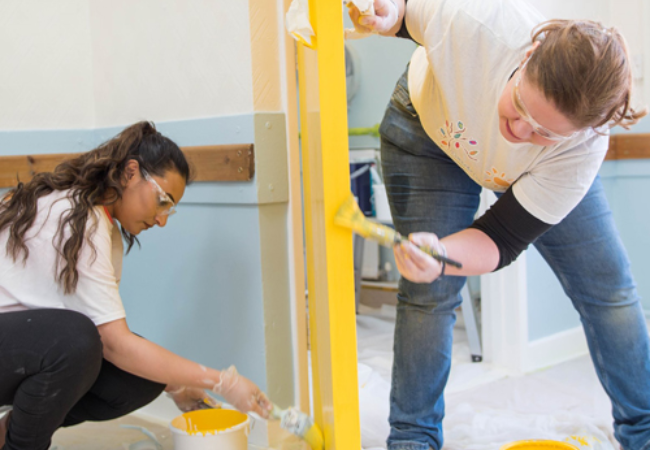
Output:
top-left (171, 409), bottom-right (247, 437)
top-left (500, 440), bottom-right (580, 450)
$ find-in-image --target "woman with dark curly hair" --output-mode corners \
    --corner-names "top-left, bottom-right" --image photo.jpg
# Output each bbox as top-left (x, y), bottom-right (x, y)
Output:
top-left (0, 121), bottom-right (271, 450)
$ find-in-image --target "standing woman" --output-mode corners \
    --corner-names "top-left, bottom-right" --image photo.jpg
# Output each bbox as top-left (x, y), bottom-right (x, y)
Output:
top-left (0, 122), bottom-right (271, 450)
top-left (349, 0), bottom-right (650, 449)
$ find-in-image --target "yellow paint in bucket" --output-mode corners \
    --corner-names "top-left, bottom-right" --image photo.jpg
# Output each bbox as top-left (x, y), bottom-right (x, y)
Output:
top-left (501, 440), bottom-right (580, 450)
top-left (172, 409), bottom-right (246, 436)
top-left (170, 409), bottom-right (249, 450)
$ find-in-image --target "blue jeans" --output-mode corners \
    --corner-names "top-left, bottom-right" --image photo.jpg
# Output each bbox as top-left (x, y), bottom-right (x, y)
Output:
top-left (380, 71), bottom-right (650, 450)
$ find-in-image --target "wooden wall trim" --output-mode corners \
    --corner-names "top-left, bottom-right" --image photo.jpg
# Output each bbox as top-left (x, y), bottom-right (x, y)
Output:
top-left (183, 144), bottom-right (255, 182)
top-left (0, 144), bottom-right (255, 188)
top-left (606, 133), bottom-right (650, 160)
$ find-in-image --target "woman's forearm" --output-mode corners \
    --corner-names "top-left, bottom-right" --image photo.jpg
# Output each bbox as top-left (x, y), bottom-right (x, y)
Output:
top-left (98, 319), bottom-right (219, 391)
top-left (441, 228), bottom-right (500, 277)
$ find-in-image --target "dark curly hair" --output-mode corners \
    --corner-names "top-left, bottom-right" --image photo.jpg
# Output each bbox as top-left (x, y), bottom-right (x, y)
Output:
top-left (0, 121), bottom-right (191, 294)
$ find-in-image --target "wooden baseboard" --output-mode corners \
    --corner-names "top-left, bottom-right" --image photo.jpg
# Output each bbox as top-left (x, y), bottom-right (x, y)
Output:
top-left (0, 144), bottom-right (255, 188)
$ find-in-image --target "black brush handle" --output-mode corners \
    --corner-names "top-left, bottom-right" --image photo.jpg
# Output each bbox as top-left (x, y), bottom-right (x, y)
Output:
top-left (423, 249), bottom-right (463, 269)
top-left (395, 234), bottom-right (463, 269)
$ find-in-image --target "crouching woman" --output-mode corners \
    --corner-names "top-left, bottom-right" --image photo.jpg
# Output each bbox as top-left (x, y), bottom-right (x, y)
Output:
top-left (0, 121), bottom-right (271, 450)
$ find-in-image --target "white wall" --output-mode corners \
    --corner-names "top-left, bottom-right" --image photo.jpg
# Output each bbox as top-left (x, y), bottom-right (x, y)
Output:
top-left (0, 0), bottom-right (94, 129)
top-left (0, 0), bottom-right (256, 130)
top-left (89, 0), bottom-right (255, 127)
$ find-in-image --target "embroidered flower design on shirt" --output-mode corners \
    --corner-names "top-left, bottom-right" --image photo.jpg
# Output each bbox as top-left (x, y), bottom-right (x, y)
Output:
top-left (485, 168), bottom-right (514, 188)
top-left (439, 120), bottom-right (479, 160)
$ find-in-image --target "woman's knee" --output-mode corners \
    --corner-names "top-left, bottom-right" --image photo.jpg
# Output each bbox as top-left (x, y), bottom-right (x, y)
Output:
top-left (42, 310), bottom-right (103, 378)
top-left (90, 377), bottom-right (165, 422)
top-left (397, 276), bottom-right (465, 312)
top-left (129, 379), bottom-right (166, 411)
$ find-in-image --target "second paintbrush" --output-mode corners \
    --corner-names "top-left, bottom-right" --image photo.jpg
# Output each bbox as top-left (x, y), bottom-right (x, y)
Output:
top-left (393, 232), bottom-right (463, 268)
top-left (334, 194), bottom-right (463, 269)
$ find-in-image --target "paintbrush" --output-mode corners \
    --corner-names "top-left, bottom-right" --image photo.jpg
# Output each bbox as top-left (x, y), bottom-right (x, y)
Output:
top-left (335, 193), bottom-right (463, 268)
top-left (271, 404), bottom-right (324, 450)
top-left (202, 397), bottom-right (324, 450)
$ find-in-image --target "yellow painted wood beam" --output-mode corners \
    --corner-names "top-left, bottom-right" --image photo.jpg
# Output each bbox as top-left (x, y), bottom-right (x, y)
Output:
top-left (298, 0), bottom-right (361, 447)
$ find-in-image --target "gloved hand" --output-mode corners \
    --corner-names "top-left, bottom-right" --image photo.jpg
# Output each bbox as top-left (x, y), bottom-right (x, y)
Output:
top-left (211, 366), bottom-right (273, 418)
top-left (393, 232), bottom-right (445, 283)
top-left (166, 386), bottom-right (221, 412)
top-left (347, 0), bottom-right (399, 35)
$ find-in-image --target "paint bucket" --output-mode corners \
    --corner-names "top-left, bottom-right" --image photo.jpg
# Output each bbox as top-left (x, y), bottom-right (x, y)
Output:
top-left (170, 409), bottom-right (250, 450)
top-left (500, 440), bottom-right (580, 450)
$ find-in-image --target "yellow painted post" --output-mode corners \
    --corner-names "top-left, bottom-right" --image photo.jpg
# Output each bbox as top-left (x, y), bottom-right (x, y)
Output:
top-left (296, 0), bottom-right (361, 448)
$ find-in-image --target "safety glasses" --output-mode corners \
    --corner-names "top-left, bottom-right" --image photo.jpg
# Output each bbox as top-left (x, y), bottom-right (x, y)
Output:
top-left (142, 170), bottom-right (177, 217)
top-left (512, 59), bottom-right (581, 142)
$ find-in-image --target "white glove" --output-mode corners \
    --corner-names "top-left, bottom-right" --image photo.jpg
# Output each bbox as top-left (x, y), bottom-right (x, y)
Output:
top-left (393, 232), bottom-right (446, 283)
top-left (347, 0), bottom-right (399, 35)
top-left (166, 386), bottom-right (221, 412)
top-left (211, 366), bottom-right (273, 418)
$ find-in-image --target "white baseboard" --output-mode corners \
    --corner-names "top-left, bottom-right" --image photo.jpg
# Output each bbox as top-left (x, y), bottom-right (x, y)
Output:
top-left (134, 395), bottom-right (308, 450)
top-left (523, 325), bottom-right (589, 373)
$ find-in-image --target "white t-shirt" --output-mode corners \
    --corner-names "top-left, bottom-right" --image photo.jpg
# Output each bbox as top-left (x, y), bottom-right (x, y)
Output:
top-left (405, 0), bottom-right (609, 224)
top-left (0, 190), bottom-right (126, 325)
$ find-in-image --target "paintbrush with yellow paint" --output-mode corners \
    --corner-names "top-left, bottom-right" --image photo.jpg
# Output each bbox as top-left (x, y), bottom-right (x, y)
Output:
top-left (201, 396), bottom-right (222, 409)
top-left (271, 404), bottom-right (324, 450)
top-left (202, 397), bottom-right (323, 450)
top-left (335, 193), bottom-right (463, 268)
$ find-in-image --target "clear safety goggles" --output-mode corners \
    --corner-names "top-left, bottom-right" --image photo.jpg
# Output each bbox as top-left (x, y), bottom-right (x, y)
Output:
top-left (142, 170), bottom-right (177, 216)
top-left (512, 59), bottom-right (581, 142)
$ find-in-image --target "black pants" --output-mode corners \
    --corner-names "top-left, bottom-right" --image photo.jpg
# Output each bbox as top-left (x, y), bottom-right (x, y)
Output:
top-left (0, 309), bottom-right (165, 450)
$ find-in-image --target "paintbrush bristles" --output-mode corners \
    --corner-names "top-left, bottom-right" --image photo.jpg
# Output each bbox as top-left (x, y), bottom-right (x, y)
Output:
top-left (271, 404), bottom-right (324, 450)
top-left (335, 194), bottom-right (397, 246)
top-left (334, 194), bottom-right (363, 229)
top-left (335, 193), bottom-right (465, 269)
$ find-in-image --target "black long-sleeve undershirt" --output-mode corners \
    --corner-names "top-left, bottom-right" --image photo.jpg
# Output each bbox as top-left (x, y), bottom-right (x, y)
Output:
top-left (469, 187), bottom-right (553, 270)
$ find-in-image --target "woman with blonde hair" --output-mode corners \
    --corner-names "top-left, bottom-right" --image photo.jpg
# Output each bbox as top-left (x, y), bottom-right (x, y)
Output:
top-left (0, 122), bottom-right (272, 450)
top-left (349, 0), bottom-right (649, 449)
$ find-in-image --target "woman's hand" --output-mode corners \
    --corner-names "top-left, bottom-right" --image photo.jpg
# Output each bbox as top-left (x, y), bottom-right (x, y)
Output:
top-left (166, 386), bottom-right (221, 412)
top-left (211, 366), bottom-right (273, 418)
top-left (393, 232), bottom-right (444, 283)
top-left (347, 0), bottom-right (400, 35)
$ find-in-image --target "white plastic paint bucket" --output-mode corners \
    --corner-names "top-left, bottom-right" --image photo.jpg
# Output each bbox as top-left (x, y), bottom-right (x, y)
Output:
top-left (170, 409), bottom-right (250, 450)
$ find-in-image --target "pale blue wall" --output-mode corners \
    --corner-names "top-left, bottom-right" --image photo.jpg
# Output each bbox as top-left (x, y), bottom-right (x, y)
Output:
top-left (343, 16), bottom-right (416, 150)
top-left (120, 203), bottom-right (267, 386)
top-left (0, 114), bottom-right (276, 393)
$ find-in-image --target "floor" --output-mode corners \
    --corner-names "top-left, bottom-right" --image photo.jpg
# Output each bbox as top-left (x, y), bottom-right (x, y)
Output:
top-left (357, 303), bottom-right (617, 450)
top-left (51, 415), bottom-right (173, 450)
top-left (4, 303), bottom-right (619, 450)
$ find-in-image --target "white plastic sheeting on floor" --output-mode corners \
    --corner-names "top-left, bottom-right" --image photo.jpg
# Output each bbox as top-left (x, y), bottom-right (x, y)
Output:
top-left (356, 304), bottom-right (618, 450)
